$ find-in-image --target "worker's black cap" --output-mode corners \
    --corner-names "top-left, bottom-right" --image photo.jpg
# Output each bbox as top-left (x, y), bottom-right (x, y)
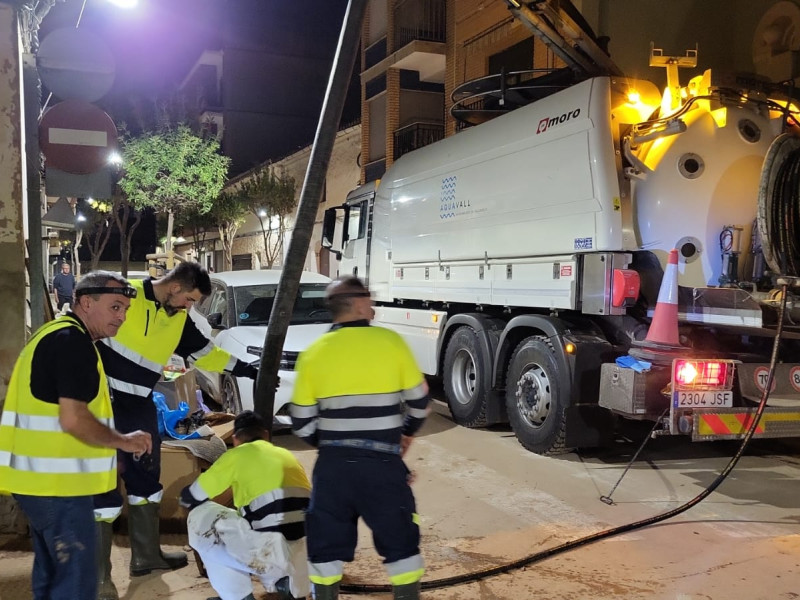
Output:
top-left (233, 410), bottom-right (266, 434)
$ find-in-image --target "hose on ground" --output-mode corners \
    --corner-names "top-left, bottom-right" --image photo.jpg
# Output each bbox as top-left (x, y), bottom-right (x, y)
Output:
top-left (340, 287), bottom-right (788, 594)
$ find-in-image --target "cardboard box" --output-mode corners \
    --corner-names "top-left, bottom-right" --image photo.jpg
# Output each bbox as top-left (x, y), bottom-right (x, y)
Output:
top-left (159, 445), bottom-right (209, 523)
top-left (159, 440), bottom-right (234, 528)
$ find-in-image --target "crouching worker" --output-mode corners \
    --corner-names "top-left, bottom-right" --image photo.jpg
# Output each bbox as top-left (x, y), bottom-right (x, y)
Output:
top-left (180, 411), bottom-right (310, 600)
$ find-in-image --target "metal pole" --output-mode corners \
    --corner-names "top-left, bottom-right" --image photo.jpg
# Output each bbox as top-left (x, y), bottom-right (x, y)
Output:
top-left (253, 0), bottom-right (367, 430)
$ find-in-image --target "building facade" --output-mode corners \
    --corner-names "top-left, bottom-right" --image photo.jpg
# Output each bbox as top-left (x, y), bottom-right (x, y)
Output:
top-left (356, 0), bottom-right (797, 185)
top-left (174, 124), bottom-right (361, 278)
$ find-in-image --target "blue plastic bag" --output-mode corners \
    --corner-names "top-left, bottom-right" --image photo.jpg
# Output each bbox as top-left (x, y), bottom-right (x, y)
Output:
top-left (615, 354), bottom-right (652, 373)
top-left (152, 391), bottom-right (203, 440)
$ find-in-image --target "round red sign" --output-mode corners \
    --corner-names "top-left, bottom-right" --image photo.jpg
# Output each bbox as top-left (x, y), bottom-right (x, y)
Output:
top-left (39, 100), bottom-right (118, 175)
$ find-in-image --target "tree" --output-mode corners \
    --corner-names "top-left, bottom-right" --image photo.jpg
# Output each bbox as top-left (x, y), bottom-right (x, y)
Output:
top-left (246, 167), bottom-right (297, 269)
top-left (118, 125), bottom-right (229, 255)
top-left (212, 190), bottom-right (250, 272)
top-left (113, 197), bottom-right (144, 278)
top-left (79, 198), bottom-right (115, 272)
top-left (177, 205), bottom-right (217, 259)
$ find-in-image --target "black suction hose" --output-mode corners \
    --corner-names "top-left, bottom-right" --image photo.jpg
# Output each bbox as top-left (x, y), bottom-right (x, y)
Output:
top-left (772, 148), bottom-right (800, 277)
top-left (340, 290), bottom-right (789, 595)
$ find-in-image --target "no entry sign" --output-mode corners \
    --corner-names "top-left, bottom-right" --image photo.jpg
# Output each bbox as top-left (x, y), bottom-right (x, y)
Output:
top-left (39, 99), bottom-right (118, 175)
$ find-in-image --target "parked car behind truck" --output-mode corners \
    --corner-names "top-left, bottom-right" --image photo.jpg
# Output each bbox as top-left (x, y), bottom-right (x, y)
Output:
top-left (190, 269), bottom-right (332, 423)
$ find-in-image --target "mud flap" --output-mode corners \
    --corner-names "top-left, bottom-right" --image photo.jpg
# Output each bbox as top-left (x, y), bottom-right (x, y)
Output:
top-left (565, 404), bottom-right (616, 448)
top-left (484, 389), bottom-right (508, 425)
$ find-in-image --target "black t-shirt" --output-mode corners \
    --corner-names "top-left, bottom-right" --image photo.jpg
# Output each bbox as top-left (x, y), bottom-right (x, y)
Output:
top-left (29, 314), bottom-right (101, 404)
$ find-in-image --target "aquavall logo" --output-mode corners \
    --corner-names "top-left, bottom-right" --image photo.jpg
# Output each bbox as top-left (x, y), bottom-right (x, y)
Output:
top-left (536, 108), bottom-right (581, 134)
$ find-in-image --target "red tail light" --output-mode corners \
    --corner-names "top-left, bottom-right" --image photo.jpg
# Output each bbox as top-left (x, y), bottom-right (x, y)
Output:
top-left (673, 359), bottom-right (735, 390)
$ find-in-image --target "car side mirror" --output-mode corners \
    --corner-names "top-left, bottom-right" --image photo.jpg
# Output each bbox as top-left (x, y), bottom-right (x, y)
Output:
top-left (207, 312), bottom-right (225, 330)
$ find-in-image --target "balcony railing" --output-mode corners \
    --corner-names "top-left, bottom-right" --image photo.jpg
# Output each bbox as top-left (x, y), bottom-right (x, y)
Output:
top-left (393, 122), bottom-right (444, 160)
top-left (394, 0), bottom-right (445, 51)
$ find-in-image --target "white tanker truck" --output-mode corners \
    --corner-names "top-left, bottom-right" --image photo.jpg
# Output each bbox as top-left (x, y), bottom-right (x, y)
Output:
top-left (322, 66), bottom-right (800, 455)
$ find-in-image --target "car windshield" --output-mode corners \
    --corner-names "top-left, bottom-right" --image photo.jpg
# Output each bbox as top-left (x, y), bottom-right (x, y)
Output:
top-left (233, 283), bottom-right (331, 326)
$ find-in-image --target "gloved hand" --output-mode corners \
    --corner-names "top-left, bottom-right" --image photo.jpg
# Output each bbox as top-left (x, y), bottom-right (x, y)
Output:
top-left (232, 361), bottom-right (259, 380)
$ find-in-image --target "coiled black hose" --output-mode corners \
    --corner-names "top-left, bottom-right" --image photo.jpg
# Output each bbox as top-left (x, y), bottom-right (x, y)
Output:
top-left (771, 147), bottom-right (800, 278)
top-left (759, 133), bottom-right (800, 280)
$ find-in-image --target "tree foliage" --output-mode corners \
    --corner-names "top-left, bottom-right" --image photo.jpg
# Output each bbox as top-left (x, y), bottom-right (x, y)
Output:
top-left (245, 167), bottom-right (297, 269)
top-left (177, 205), bottom-right (218, 259)
top-left (212, 190), bottom-right (251, 272)
top-left (118, 125), bottom-right (230, 253)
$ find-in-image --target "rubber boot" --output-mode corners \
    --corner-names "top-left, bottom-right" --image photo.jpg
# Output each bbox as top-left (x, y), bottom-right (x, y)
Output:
top-left (393, 581), bottom-right (421, 600)
top-left (276, 576), bottom-right (306, 600)
top-left (312, 581), bottom-right (340, 600)
top-left (95, 521), bottom-right (119, 600)
top-left (128, 502), bottom-right (188, 576)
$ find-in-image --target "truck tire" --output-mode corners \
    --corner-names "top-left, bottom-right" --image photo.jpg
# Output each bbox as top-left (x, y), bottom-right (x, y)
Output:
top-left (505, 335), bottom-right (571, 455)
top-left (443, 326), bottom-right (490, 427)
top-left (220, 374), bottom-right (243, 415)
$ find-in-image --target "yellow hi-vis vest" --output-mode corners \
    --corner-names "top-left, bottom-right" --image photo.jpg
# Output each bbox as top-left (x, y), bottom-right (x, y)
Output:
top-left (102, 279), bottom-right (233, 388)
top-left (0, 316), bottom-right (117, 497)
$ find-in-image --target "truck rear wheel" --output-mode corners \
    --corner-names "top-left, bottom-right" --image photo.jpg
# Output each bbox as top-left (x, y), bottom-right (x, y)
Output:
top-left (506, 335), bottom-right (570, 454)
top-left (443, 326), bottom-right (489, 427)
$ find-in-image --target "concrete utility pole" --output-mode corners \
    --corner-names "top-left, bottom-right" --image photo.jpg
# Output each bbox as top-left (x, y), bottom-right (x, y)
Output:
top-left (253, 0), bottom-right (367, 429)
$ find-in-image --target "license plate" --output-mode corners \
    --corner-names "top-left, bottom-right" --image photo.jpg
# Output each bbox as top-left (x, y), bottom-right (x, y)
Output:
top-left (673, 391), bottom-right (733, 408)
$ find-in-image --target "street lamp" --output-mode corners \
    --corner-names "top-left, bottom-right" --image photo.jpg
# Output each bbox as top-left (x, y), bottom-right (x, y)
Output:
top-left (106, 0), bottom-right (139, 7)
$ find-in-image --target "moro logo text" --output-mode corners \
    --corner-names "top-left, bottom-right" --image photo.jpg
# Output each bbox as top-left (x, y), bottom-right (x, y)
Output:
top-left (536, 108), bottom-right (581, 134)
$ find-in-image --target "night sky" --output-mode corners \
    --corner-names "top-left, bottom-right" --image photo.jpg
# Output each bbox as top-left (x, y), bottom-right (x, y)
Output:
top-left (40, 0), bottom-right (354, 95)
top-left (40, 0), bottom-right (224, 95)
top-left (41, 0), bottom-right (356, 262)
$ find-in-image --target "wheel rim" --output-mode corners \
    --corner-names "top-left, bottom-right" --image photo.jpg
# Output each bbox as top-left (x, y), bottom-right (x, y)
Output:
top-left (514, 362), bottom-right (552, 428)
top-left (221, 378), bottom-right (239, 413)
top-left (450, 347), bottom-right (477, 406)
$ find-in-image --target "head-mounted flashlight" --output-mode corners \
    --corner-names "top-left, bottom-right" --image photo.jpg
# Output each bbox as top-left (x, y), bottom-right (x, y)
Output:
top-left (75, 286), bottom-right (138, 299)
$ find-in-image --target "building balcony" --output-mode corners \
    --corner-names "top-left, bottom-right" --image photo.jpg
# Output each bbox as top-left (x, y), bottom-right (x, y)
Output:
top-left (393, 122), bottom-right (444, 160)
top-left (362, 0), bottom-right (445, 84)
top-left (394, 0), bottom-right (445, 50)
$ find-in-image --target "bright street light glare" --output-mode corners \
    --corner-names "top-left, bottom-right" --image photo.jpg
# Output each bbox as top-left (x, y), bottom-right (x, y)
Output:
top-left (107, 0), bottom-right (138, 8)
top-left (108, 151), bottom-right (123, 165)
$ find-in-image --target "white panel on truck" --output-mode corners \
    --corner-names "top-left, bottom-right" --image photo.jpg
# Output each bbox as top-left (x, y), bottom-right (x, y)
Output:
top-left (373, 306), bottom-right (447, 374)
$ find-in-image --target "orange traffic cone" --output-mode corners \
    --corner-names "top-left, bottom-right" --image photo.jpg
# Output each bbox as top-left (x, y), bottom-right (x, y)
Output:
top-left (643, 248), bottom-right (680, 347)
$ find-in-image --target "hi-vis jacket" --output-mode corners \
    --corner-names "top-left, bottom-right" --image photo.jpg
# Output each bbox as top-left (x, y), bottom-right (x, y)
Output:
top-left (290, 322), bottom-right (430, 452)
top-left (97, 278), bottom-right (240, 403)
top-left (184, 439), bottom-right (310, 541)
top-left (0, 316), bottom-right (117, 497)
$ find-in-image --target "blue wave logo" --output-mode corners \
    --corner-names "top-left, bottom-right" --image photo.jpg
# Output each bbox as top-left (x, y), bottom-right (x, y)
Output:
top-left (440, 176), bottom-right (458, 220)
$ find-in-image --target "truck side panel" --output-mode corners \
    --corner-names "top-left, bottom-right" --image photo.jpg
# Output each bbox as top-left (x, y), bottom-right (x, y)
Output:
top-left (382, 78), bottom-right (622, 270)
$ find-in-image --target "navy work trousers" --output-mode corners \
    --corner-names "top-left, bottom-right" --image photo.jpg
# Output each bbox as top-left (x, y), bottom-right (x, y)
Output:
top-left (306, 450), bottom-right (420, 566)
top-left (14, 493), bottom-right (96, 600)
top-left (95, 392), bottom-right (162, 513)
